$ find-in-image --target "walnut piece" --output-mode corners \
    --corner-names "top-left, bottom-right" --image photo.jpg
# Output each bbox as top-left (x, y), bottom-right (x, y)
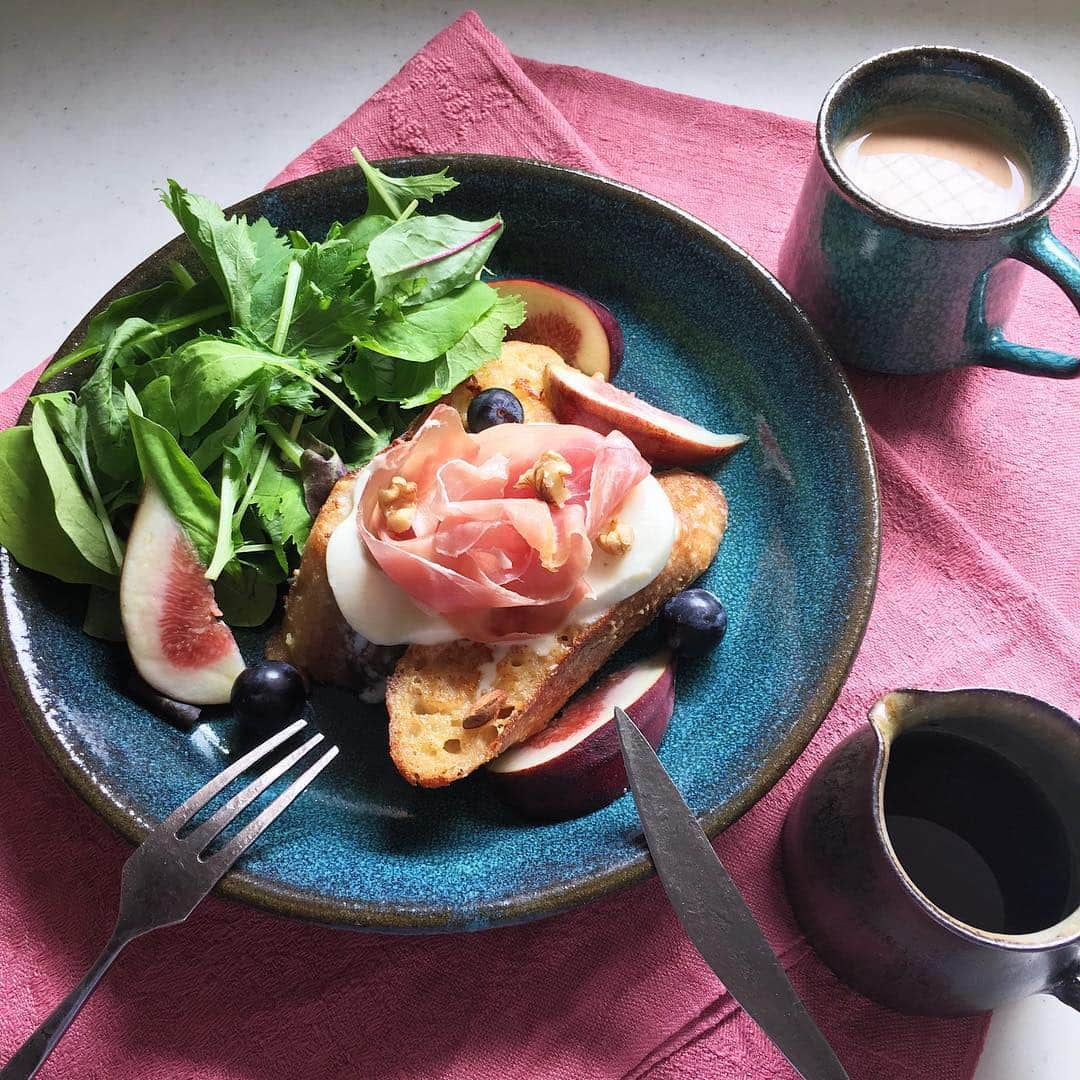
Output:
top-left (463, 689), bottom-right (509, 729)
top-left (596, 518), bottom-right (634, 557)
top-left (378, 475), bottom-right (418, 534)
top-left (516, 450), bottom-right (572, 507)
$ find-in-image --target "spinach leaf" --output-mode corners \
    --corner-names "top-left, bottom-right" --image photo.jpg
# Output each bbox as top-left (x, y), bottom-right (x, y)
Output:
top-left (166, 338), bottom-right (268, 436)
top-left (365, 280), bottom-right (497, 363)
top-left (140, 375), bottom-right (179, 436)
top-left (367, 214), bottom-right (503, 304)
top-left (81, 320), bottom-right (157, 483)
top-left (352, 149), bottom-right (458, 220)
top-left (126, 387), bottom-right (221, 564)
top-left (215, 562), bottom-right (278, 627)
top-left (0, 427), bottom-right (115, 587)
top-left (30, 405), bottom-right (118, 576)
top-left (83, 586), bottom-right (125, 642)
top-left (32, 392), bottom-right (126, 569)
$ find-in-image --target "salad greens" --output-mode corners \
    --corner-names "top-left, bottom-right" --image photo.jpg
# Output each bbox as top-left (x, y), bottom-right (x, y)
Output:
top-left (0, 151), bottom-right (524, 632)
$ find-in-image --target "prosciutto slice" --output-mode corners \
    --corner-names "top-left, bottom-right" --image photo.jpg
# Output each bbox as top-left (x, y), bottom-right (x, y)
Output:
top-left (356, 404), bottom-right (650, 642)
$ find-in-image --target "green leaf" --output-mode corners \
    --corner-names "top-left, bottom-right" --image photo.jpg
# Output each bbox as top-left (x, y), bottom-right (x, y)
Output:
top-left (365, 280), bottom-right (497, 363)
top-left (32, 392), bottom-right (126, 568)
top-left (139, 375), bottom-right (179, 437)
top-left (126, 386), bottom-right (221, 564)
top-left (441, 292), bottom-right (525, 373)
top-left (338, 213), bottom-right (395, 252)
top-left (80, 321), bottom-right (155, 483)
top-left (30, 406), bottom-right (118, 576)
top-left (40, 277), bottom-right (227, 384)
top-left (352, 148), bottom-right (458, 220)
top-left (0, 426), bottom-right (115, 587)
top-left (166, 338), bottom-right (268, 436)
top-left (251, 459), bottom-right (312, 554)
top-left (367, 214), bottom-right (503, 304)
top-left (189, 408), bottom-right (252, 472)
top-left (247, 238), bottom-right (371, 359)
top-left (83, 586), bottom-right (125, 641)
top-left (215, 562), bottom-right (278, 627)
top-left (162, 180), bottom-right (290, 330)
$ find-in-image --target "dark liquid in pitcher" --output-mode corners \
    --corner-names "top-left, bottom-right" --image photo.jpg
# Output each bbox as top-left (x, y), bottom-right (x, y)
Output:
top-left (884, 730), bottom-right (1076, 934)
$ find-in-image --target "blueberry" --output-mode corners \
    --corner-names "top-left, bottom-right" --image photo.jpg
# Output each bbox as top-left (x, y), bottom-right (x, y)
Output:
top-left (467, 387), bottom-right (524, 432)
top-left (660, 588), bottom-right (728, 658)
top-left (230, 661), bottom-right (308, 731)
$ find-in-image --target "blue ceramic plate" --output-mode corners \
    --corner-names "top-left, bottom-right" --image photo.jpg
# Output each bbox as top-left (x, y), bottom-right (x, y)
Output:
top-left (0, 157), bottom-right (878, 932)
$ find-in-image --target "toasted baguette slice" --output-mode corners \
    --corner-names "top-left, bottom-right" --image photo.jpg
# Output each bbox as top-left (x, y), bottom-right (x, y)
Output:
top-left (386, 471), bottom-right (727, 787)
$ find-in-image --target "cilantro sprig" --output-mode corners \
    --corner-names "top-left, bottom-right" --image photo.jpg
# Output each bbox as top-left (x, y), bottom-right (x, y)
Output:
top-left (0, 152), bottom-right (524, 632)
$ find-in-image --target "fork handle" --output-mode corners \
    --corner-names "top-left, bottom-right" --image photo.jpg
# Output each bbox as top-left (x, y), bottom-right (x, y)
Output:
top-left (1, 932), bottom-right (131, 1079)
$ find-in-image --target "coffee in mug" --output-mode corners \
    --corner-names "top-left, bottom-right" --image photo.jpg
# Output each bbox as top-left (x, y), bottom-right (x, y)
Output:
top-left (836, 110), bottom-right (1031, 226)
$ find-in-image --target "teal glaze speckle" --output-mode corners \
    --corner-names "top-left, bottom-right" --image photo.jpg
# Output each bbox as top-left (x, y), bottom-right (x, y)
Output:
top-left (779, 46), bottom-right (1080, 378)
top-left (0, 157), bottom-right (879, 932)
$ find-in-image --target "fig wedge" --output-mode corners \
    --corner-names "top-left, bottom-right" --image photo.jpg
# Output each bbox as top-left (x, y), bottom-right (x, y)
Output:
top-left (545, 362), bottom-right (746, 468)
top-left (487, 651), bottom-right (675, 820)
top-left (120, 484), bottom-right (245, 705)
top-left (495, 278), bottom-right (623, 378)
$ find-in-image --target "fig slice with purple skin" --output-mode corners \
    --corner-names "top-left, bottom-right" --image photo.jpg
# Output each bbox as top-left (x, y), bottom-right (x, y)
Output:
top-left (494, 278), bottom-right (623, 378)
top-left (120, 483), bottom-right (245, 706)
top-left (544, 362), bottom-right (747, 469)
top-left (487, 650), bottom-right (675, 820)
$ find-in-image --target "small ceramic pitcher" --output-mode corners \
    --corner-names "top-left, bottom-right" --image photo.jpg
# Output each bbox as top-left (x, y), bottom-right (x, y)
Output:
top-left (782, 688), bottom-right (1080, 1016)
top-left (779, 46), bottom-right (1080, 377)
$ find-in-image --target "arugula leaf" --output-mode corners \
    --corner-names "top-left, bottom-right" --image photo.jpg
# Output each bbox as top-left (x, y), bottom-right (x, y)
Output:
top-left (0, 427), bottom-right (115, 587)
top-left (352, 148), bottom-right (458, 220)
top-left (248, 239), bottom-right (372, 360)
top-left (365, 280), bottom-right (497, 363)
top-left (126, 386), bottom-right (221, 564)
top-left (251, 459), bottom-right (311, 565)
top-left (162, 180), bottom-right (290, 330)
top-left (367, 214), bottom-right (503, 304)
top-left (30, 405), bottom-right (118, 576)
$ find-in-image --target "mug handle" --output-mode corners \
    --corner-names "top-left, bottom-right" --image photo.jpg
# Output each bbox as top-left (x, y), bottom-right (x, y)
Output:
top-left (1049, 965), bottom-right (1080, 1013)
top-left (969, 218), bottom-right (1080, 378)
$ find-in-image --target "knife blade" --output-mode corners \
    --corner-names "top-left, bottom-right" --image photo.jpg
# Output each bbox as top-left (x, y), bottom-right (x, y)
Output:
top-left (615, 707), bottom-right (849, 1080)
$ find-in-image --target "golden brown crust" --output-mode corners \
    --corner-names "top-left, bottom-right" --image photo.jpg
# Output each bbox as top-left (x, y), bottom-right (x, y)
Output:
top-left (386, 471), bottom-right (728, 787)
top-left (445, 340), bottom-right (566, 424)
top-left (267, 472), bottom-right (361, 686)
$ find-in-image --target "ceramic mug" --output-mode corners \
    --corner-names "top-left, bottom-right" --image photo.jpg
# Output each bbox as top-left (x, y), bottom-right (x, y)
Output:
top-left (782, 688), bottom-right (1080, 1016)
top-left (778, 46), bottom-right (1080, 377)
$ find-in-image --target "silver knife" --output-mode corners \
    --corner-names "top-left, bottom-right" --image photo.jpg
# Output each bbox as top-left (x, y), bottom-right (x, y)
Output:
top-left (615, 707), bottom-right (849, 1080)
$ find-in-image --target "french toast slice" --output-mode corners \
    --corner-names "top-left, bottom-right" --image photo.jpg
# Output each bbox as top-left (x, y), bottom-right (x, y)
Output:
top-left (446, 339), bottom-right (566, 423)
top-left (386, 471), bottom-right (727, 787)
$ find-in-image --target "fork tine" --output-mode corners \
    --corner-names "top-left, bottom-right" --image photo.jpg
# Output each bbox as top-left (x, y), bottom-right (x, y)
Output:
top-left (205, 745), bottom-right (339, 876)
top-left (158, 719), bottom-right (308, 835)
top-left (184, 732), bottom-right (325, 854)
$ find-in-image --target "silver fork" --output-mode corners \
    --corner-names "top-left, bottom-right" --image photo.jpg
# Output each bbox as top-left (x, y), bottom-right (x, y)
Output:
top-left (1, 719), bottom-right (337, 1080)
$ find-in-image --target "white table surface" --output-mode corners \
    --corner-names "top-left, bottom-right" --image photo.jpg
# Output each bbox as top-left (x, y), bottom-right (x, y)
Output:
top-left (4, 1), bottom-right (1080, 1076)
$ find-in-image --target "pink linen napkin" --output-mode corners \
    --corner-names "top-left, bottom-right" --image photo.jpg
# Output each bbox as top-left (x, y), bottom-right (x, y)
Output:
top-left (4, 11), bottom-right (1080, 1078)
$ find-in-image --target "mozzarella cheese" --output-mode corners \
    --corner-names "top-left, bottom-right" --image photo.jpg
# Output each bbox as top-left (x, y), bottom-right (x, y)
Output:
top-left (325, 471), bottom-right (676, 647)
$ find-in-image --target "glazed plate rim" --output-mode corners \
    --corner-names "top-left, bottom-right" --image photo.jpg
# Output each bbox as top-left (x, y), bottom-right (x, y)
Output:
top-left (0, 155), bottom-right (880, 932)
